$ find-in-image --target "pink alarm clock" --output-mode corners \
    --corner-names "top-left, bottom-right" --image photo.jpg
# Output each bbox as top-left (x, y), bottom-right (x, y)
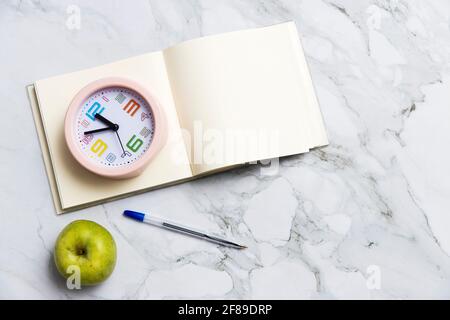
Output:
top-left (64, 77), bottom-right (167, 179)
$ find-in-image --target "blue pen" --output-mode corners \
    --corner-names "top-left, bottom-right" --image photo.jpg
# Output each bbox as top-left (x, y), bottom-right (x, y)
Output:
top-left (123, 210), bottom-right (246, 249)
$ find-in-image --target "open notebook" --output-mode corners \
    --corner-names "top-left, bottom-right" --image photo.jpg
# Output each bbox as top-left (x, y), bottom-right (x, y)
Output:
top-left (27, 22), bottom-right (328, 214)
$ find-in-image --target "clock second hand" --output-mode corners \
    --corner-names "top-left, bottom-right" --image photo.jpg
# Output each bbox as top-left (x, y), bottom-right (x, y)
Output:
top-left (115, 131), bottom-right (128, 157)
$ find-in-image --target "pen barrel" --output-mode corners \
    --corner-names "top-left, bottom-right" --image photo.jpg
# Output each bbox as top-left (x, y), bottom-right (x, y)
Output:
top-left (161, 222), bottom-right (240, 248)
top-left (161, 222), bottom-right (207, 239)
top-left (143, 216), bottom-right (164, 227)
top-left (145, 217), bottom-right (224, 244)
top-left (144, 215), bottom-right (204, 236)
top-left (137, 213), bottom-right (243, 249)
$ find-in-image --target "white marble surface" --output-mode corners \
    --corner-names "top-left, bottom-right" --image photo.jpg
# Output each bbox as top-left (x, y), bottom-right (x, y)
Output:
top-left (1, 0), bottom-right (450, 299)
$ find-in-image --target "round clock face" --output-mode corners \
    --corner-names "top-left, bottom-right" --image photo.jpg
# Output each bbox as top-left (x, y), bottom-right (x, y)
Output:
top-left (75, 87), bottom-right (154, 167)
top-left (65, 78), bottom-right (167, 179)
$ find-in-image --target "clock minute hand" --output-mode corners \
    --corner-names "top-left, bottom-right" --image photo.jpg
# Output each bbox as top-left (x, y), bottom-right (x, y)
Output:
top-left (94, 114), bottom-right (119, 131)
top-left (84, 127), bottom-right (113, 135)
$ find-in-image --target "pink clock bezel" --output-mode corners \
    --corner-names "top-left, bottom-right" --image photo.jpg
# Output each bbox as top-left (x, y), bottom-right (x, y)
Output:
top-left (64, 77), bottom-right (167, 179)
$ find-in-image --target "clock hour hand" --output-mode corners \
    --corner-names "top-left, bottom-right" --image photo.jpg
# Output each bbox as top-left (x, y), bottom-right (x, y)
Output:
top-left (84, 127), bottom-right (113, 135)
top-left (94, 114), bottom-right (119, 131)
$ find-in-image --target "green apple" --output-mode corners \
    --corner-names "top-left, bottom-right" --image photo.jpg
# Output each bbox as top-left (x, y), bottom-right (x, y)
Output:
top-left (54, 220), bottom-right (117, 286)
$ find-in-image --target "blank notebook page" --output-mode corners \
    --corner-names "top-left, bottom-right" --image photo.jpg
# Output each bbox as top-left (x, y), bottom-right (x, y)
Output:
top-left (164, 22), bottom-right (327, 175)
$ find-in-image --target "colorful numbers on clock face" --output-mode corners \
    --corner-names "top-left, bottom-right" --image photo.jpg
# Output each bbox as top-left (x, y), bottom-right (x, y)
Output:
top-left (75, 87), bottom-right (155, 168)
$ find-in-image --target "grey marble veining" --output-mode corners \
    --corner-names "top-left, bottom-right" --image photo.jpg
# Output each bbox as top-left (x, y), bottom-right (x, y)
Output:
top-left (1, 0), bottom-right (450, 299)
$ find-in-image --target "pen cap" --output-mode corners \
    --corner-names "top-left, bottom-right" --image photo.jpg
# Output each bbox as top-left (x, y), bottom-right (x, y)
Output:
top-left (123, 210), bottom-right (145, 222)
